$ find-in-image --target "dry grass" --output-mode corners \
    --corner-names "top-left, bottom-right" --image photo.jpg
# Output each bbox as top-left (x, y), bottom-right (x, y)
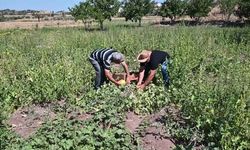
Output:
top-left (0, 20), bottom-right (87, 30)
top-left (0, 12), bottom-right (241, 30)
top-left (0, 16), bottom-right (164, 30)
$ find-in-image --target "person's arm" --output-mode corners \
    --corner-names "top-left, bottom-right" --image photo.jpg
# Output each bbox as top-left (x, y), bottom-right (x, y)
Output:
top-left (138, 69), bottom-right (156, 89)
top-left (137, 66), bottom-right (145, 86)
top-left (104, 69), bottom-right (120, 86)
top-left (121, 61), bottom-right (130, 83)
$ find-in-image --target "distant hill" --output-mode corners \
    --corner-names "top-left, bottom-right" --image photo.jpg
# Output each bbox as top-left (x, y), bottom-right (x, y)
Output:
top-left (0, 9), bottom-right (70, 15)
top-left (0, 9), bottom-right (73, 22)
top-left (0, 9), bottom-right (39, 15)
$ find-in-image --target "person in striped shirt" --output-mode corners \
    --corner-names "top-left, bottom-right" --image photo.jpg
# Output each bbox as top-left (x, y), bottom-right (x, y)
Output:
top-left (89, 48), bottom-right (130, 89)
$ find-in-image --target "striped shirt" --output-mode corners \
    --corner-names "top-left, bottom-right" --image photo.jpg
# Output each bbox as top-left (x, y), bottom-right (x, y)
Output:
top-left (90, 48), bottom-right (116, 70)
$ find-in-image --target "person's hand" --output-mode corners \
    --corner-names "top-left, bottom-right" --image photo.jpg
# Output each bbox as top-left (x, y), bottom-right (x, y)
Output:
top-left (137, 84), bottom-right (145, 90)
top-left (136, 83), bottom-right (141, 88)
top-left (126, 76), bottom-right (131, 84)
top-left (115, 81), bottom-right (121, 86)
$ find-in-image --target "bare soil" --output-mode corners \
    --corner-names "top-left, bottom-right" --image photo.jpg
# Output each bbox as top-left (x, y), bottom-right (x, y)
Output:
top-left (141, 127), bottom-right (175, 150)
top-left (125, 111), bottom-right (145, 134)
top-left (0, 20), bottom-right (88, 30)
top-left (7, 101), bottom-right (179, 150)
top-left (139, 107), bottom-right (176, 150)
top-left (124, 106), bottom-right (177, 150)
top-left (6, 101), bottom-right (93, 139)
top-left (7, 104), bottom-right (56, 139)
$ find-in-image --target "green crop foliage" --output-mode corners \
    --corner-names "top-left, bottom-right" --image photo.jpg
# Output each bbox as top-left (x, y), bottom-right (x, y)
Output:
top-left (0, 22), bottom-right (249, 149)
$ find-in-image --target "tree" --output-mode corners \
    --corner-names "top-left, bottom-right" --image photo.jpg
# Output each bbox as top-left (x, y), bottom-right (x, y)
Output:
top-left (69, 2), bottom-right (93, 29)
top-left (150, 3), bottom-right (161, 16)
top-left (51, 11), bottom-right (55, 17)
top-left (160, 0), bottom-right (187, 22)
top-left (61, 11), bottom-right (66, 20)
top-left (219, 0), bottom-right (238, 21)
top-left (32, 11), bottom-right (46, 22)
top-left (235, 0), bottom-right (250, 20)
top-left (122, 0), bottom-right (155, 26)
top-left (0, 12), bottom-right (5, 22)
top-left (89, 0), bottom-right (120, 30)
top-left (70, 0), bottom-right (120, 30)
top-left (186, 0), bottom-right (213, 21)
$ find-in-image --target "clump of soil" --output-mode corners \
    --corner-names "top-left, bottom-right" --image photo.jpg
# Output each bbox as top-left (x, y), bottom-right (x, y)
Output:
top-left (7, 104), bottom-right (55, 139)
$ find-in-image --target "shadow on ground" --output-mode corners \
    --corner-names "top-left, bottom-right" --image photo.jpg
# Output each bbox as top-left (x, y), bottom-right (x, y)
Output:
top-left (155, 20), bottom-right (250, 28)
top-left (70, 26), bottom-right (109, 32)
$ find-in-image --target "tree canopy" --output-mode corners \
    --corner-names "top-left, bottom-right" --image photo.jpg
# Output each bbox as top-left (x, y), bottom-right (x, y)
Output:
top-left (122, 0), bottom-right (155, 26)
top-left (186, 0), bottom-right (213, 21)
top-left (69, 0), bottom-right (120, 30)
top-left (236, 0), bottom-right (250, 19)
top-left (219, 0), bottom-right (238, 21)
top-left (160, 0), bottom-right (187, 22)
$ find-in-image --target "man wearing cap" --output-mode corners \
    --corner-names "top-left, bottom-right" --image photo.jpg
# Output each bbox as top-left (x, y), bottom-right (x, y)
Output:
top-left (136, 50), bottom-right (170, 90)
top-left (89, 48), bottom-right (130, 89)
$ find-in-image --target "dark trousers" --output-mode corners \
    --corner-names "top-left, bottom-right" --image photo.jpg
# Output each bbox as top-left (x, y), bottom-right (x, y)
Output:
top-left (89, 57), bottom-right (107, 89)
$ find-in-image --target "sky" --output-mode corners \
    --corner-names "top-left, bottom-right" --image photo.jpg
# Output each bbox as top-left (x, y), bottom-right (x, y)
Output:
top-left (0, 0), bottom-right (163, 12)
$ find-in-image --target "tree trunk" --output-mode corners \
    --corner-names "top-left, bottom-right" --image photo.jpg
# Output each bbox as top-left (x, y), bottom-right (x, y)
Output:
top-left (87, 21), bottom-right (90, 30)
top-left (171, 16), bottom-right (176, 23)
top-left (99, 20), bottom-right (104, 30)
top-left (138, 19), bottom-right (142, 27)
top-left (83, 20), bottom-right (87, 30)
top-left (195, 17), bottom-right (200, 23)
top-left (227, 13), bottom-right (231, 22)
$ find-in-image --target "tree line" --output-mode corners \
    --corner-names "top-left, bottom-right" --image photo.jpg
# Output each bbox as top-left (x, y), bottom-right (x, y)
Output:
top-left (0, 9), bottom-right (72, 22)
top-left (69, 0), bottom-right (250, 29)
top-left (159, 0), bottom-right (250, 22)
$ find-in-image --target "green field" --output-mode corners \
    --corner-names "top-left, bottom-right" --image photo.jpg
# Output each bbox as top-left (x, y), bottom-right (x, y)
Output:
top-left (0, 22), bottom-right (250, 149)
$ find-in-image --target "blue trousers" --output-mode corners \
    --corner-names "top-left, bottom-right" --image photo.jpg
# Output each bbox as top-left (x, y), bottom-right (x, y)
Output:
top-left (161, 60), bottom-right (170, 86)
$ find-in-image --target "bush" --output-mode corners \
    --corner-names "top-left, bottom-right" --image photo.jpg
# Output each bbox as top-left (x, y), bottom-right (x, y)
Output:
top-left (0, 15), bottom-right (5, 22)
top-left (236, 0), bottom-right (250, 19)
